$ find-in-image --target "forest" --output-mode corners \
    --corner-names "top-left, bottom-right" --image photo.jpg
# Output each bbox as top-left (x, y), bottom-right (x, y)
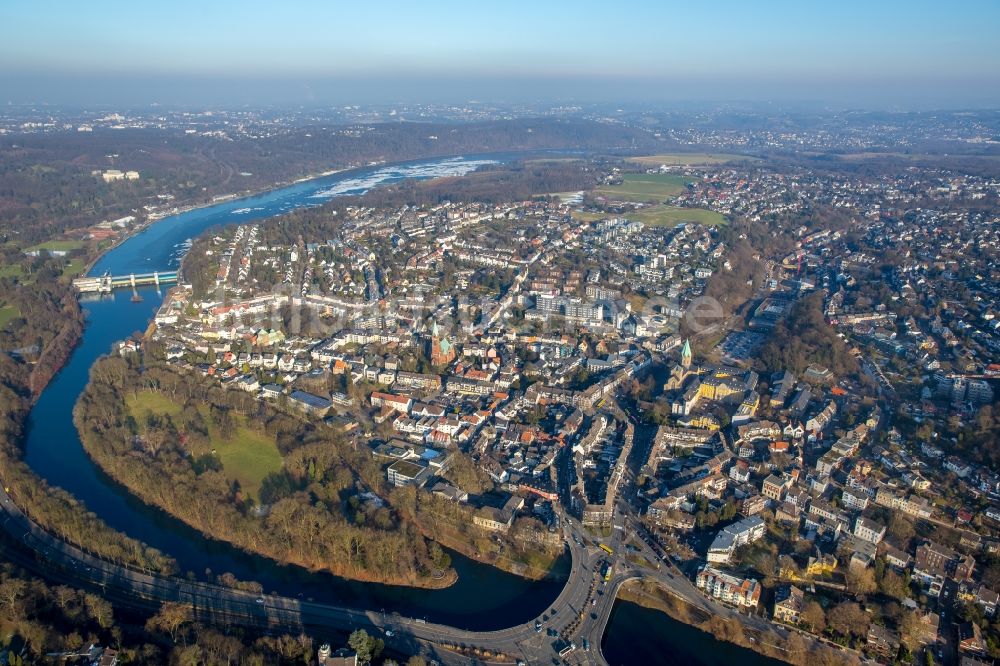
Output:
top-left (756, 291), bottom-right (861, 379)
top-left (75, 354), bottom-right (457, 588)
top-left (395, 485), bottom-right (565, 580)
top-left (74, 347), bottom-right (568, 588)
top-left (0, 119), bottom-right (659, 244)
top-left (0, 257), bottom-right (175, 574)
top-left (0, 560), bottom-right (371, 664)
top-left (347, 159), bottom-right (600, 208)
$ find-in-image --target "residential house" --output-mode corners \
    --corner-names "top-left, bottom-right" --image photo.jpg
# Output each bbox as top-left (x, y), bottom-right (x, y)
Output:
top-left (772, 585), bottom-right (805, 624)
top-left (696, 566), bottom-right (761, 608)
top-left (854, 516), bottom-right (886, 544)
top-left (958, 622), bottom-right (986, 656)
top-left (866, 624), bottom-right (900, 661)
top-left (707, 515), bottom-right (766, 563)
top-left (762, 474), bottom-right (789, 502)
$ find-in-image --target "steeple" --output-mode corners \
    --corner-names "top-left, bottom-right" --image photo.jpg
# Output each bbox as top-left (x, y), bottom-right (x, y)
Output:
top-left (681, 338), bottom-right (692, 369)
top-left (429, 319), bottom-right (455, 366)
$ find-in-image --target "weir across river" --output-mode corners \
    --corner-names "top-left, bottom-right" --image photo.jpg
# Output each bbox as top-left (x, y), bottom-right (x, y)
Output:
top-left (72, 270), bottom-right (178, 294)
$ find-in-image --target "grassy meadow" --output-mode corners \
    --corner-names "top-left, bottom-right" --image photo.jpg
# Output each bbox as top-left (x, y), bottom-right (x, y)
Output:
top-left (126, 390), bottom-right (282, 500)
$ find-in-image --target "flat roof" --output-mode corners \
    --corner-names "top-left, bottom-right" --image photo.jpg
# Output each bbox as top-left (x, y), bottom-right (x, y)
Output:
top-left (388, 459), bottom-right (427, 478)
top-left (289, 390), bottom-right (331, 409)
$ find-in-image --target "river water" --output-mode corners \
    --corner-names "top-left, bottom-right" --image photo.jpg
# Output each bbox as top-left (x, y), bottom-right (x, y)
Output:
top-left (22, 153), bottom-right (759, 657)
top-left (602, 600), bottom-right (782, 665)
top-left (24, 155), bottom-right (567, 630)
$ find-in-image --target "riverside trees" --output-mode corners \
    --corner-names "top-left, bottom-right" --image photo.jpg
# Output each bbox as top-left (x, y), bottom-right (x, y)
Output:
top-left (76, 357), bottom-right (456, 588)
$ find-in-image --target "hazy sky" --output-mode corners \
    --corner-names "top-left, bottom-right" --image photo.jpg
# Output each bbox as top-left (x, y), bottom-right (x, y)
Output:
top-left (1, 0), bottom-right (998, 108)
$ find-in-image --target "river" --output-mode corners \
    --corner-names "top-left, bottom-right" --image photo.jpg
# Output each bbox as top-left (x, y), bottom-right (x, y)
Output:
top-left (22, 153), bottom-right (762, 658)
top-left (24, 154), bottom-right (567, 631)
top-left (602, 600), bottom-right (782, 665)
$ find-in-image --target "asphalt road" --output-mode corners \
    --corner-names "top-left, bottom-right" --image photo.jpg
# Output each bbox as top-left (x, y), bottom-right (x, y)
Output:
top-left (0, 481), bottom-right (612, 665)
top-left (0, 426), bottom-right (859, 666)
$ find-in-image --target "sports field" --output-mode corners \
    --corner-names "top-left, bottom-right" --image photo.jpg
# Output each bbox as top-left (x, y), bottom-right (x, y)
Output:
top-left (627, 205), bottom-right (727, 227)
top-left (0, 306), bottom-right (19, 329)
top-left (574, 205), bottom-right (726, 228)
top-left (26, 239), bottom-right (85, 252)
top-left (627, 153), bottom-right (756, 166)
top-left (594, 173), bottom-right (693, 202)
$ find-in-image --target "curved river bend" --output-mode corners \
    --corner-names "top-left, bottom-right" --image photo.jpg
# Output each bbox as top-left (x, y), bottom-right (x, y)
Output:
top-left (24, 155), bottom-right (564, 630)
top-left (21, 154), bottom-right (768, 660)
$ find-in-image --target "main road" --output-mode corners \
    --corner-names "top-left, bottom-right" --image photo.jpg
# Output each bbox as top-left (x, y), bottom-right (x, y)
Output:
top-left (0, 477), bottom-right (620, 665)
top-left (1, 457), bottom-right (856, 665)
top-left (1, 394), bottom-right (847, 665)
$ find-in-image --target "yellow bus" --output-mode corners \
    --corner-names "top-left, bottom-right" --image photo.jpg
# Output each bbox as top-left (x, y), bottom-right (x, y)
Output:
top-left (600, 544), bottom-right (614, 556)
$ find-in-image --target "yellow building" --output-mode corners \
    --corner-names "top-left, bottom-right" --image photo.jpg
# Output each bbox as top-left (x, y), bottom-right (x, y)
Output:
top-left (806, 555), bottom-right (838, 576)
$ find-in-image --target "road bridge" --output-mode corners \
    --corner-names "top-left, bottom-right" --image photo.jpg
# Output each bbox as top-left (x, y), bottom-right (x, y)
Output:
top-left (0, 438), bottom-right (849, 666)
top-left (0, 480), bottom-right (609, 665)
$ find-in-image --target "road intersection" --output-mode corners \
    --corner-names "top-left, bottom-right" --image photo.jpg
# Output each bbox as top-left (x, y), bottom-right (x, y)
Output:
top-left (0, 410), bottom-right (836, 666)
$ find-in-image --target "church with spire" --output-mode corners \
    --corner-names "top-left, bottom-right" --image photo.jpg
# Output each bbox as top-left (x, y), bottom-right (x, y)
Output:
top-left (664, 338), bottom-right (696, 391)
top-left (663, 338), bottom-right (760, 419)
top-left (429, 320), bottom-right (456, 367)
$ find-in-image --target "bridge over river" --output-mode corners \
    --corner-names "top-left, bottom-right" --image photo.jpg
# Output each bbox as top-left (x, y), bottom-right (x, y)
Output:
top-left (0, 477), bottom-right (832, 666)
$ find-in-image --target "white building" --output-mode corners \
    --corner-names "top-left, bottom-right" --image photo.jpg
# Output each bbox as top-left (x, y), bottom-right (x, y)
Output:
top-left (707, 515), bottom-right (766, 563)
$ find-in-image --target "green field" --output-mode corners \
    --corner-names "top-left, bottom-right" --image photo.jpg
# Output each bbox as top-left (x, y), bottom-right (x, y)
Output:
top-left (26, 239), bottom-right (85, 252)
top-left (0, 264), bottom-right (24, 279)
top-left (0, 306), bottom-right (19, 329)
top-left (128, 391), bottom-right (184, 417)
top-left (126, 391), bottom-right (282, 500)
top-left (62, 260), bottom-right (87, 277)
top-left (212, 428), bottom-right (283, 500)
top-left (594, 173), bottom-right (693, 202)
top-left (0, 258), bottom-right (85, 282)
top-left (627, 153), bottom-right (757, 166)
top-left (629, 206), bottom-right (727, 227)
top-left (574, 205), bottom-right (726, 228)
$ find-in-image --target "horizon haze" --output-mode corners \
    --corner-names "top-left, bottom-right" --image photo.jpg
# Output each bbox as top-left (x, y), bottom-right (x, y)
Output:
top-left (1, 0), bottom-right (999, 109)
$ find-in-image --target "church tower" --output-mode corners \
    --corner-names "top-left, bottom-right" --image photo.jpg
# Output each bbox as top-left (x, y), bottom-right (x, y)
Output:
top-left (681, 338), bottom-right (692, 369)
top-left (429, 320), bottom-right (456, 366)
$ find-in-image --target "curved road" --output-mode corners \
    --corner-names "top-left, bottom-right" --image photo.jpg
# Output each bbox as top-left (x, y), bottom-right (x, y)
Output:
top-left (0, 480), bottom-right (611, 665)
top-left (0, 472), bottom-right (854, 666)
top-left (2, 393), bottom-right (852, 666)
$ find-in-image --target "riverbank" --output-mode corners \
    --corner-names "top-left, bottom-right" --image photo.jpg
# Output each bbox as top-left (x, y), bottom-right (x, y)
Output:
top-left (410, 511), bottom-right (568, 582)
top-left (73, 360), bottom-right (464, 592)
top-left (144, 164), bottom-right (351, 223)
top-left (74, 415), bottom-right (459, 591)
top-left (0, 161), bottom-right (377, 575)
top-left (85, 150), bottom-right (507, 280)
top-left (602, 595), bottom-right (781, 666)
top-left (615, 579), bottom-right (856, 666)
top-left (77, 164), bottom-right (354, 281)
top-left (21, 153), bottom-right (574, 630)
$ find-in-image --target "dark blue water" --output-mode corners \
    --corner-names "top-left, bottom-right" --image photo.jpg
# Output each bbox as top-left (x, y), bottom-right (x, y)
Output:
top-left (22, 155), bottom-right (564, 630)
top-left (602, 600), bottom-right (783, 666)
